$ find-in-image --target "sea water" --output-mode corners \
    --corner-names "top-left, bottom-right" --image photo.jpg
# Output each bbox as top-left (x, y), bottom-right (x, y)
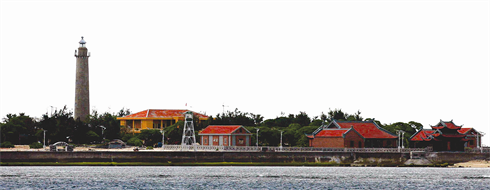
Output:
top-left (1, 166), bottom-right (490, 189)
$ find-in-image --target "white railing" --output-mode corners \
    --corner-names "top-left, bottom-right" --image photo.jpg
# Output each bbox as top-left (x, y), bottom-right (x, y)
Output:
top-left (465, 147), bottom-right (490, 153)
top-left (156, 145), bottom-right (431, 153)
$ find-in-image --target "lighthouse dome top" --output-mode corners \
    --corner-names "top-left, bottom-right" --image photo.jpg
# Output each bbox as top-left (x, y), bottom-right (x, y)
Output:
top-left (79, 36), bottom-right (86, 47)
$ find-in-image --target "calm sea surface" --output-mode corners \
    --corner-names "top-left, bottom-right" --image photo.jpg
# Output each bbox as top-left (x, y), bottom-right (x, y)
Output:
top-left (1, 166), bottom-right (490, 189)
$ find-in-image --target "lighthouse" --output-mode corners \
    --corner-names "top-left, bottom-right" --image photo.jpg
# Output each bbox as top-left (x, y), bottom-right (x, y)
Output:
top-left (74, 36), bottom-right (90, 121)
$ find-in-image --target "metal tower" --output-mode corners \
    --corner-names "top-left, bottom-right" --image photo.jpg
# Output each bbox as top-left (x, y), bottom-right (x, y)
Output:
top-left (181, 111), bottom-right (196, 145)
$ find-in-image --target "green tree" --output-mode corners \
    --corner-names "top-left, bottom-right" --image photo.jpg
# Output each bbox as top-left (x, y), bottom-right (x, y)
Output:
top-left (212, 109), bottom-right (259, 126)
top-left (138, 130), bottom-right (163, 146)
top-left (37, 106), bottom-right (76, 144)
top-left (165, 121), bottom-right (184, 144)
top-left (127, 137), bottom-right (143, 146)
top-left (86, 131), bottom-right (100, 144)
top-left (382, 121), bottom-right (423, 147)
top-left (293, 112), bottom-right (311, 126)
top-left (88, 110), bottom-right (121, 142)
top-left (0, 113), bottom-right (37, 144)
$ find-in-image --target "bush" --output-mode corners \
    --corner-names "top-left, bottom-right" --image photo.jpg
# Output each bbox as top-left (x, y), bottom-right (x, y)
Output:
top-left (29, 142), bottom-right (43, 149)
top-left (146, 146), bottom-right (153, 150)
top-left (0, 141), bottom-right (14, 148)
top-left (127, 137), bottom-right (143, 146)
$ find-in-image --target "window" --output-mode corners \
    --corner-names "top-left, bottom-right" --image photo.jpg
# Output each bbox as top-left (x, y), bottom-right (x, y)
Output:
top-left (238, 139), bottom-right (244, 144)
top-left (224, 138), bottom-right (228, 144)
top-left (213, 138), bottom-right (219, 142)
top-left (470, 140), bottom-right (474, 145)
top-left (204, 138), bottom-right (208, 144)
top-left (358, 141), bottom-right (362, 148)
top-left (350, 141), bottom-right (354, 147)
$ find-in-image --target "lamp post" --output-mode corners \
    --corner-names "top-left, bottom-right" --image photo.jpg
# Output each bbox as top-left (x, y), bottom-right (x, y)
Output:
top-left (99, 126), bottom-right (106, 142)
top-left (256, 128), bottom-right (260, 147)
top-left (397, 130), bottom-right (405, 149)
top-left (280, 130), bottom-right (284, 151)
top-left (279, 131), bottom-right (284, 148)
top-left (161, 130), bottom-right (165, 150)
top-left (43, 130), bottom-right (47, 149)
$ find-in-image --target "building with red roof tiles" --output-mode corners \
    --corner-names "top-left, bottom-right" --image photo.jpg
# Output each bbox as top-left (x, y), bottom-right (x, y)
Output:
top-left (409, 120), bottom-right (482, 151)
top-left (198, 125), bottom-right (252, 146)
top-left (307, 120), bottom-right (397, 148)
top-left (117, 109), bottom-right (209, 133)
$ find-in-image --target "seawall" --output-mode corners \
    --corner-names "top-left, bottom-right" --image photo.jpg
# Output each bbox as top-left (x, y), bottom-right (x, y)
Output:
top-left (2, 151), bottom-right (489, 166)
top-left (1, 151), bottom-right (404, 164)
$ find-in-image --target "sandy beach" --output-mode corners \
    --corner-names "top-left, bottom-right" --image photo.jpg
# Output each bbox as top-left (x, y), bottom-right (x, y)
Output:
top-left (451, 160), bottom-right (490, 168)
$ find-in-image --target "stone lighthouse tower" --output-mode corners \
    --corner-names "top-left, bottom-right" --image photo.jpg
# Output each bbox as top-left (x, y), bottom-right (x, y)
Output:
top-left (74, 36), bottom-right (90, 121)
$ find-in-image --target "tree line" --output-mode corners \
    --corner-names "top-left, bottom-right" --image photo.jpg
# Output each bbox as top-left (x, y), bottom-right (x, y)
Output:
top-left (0, 107), bottom-right (423, 148)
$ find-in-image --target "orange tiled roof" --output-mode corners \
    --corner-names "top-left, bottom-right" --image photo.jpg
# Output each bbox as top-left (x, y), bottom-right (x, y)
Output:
top-left (315, 129), bottom-right (349, 137)
top-left (458, 128), bottom-right (472, 134)
top-left (121, 109), bottom-right (209, 119)
top-left (335, 121), bottom-right (397, 139)
top-left (431, 120), bottom-right (462, 130)
top-left (199, 125), bottom-right (250, 135)
top-left (410, 130), bottom-right (436, 141)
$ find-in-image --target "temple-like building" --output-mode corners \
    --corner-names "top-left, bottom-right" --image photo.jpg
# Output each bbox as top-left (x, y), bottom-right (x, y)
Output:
top-left (117, 109), bottom-right (210, 133)
top-left (307, 120), bottom-right (398, 148)
top-left (409, 120), bottom-right (482, 151)
top-left (198, 125), bottom-right (252, 146)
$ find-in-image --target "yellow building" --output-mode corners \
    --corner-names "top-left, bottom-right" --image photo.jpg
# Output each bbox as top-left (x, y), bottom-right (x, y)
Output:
top-left (117, 109), bottom-right (210, 133)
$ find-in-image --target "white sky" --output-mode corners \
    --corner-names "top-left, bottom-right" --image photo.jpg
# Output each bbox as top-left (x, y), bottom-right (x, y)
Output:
top-left (1, 0), bottom-right (489, 143)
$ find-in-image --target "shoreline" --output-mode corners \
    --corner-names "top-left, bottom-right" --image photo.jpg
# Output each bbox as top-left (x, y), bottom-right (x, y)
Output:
top-left (0, 161), bottom-right (452, 167)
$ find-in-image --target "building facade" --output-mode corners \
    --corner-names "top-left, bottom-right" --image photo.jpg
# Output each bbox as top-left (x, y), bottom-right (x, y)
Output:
top-left (117, 109), bottom-right (209, 133)
top-left (409, 120), bottom-right (482, 151)
top-left (307, 120), bottom-right (398, 148)
top-left (198, 125), bottom-right (252, 146)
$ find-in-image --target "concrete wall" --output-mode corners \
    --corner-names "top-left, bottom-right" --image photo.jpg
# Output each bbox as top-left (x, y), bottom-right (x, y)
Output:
top-left (3, 151), bottom-right (488, 165)
top-left (0, 151), bottom-right (356, 163)
top-left (426, 152), bottom-right (490, 164)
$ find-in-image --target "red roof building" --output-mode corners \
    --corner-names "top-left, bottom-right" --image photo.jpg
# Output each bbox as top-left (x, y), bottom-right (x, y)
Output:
top-left (198, 125), bottom-right (252, 146)
top-left (409, 120), bottom-right (482, 151)
top-left (307, 120), bottom-right (397, 148)
top-left (117, 109), bottom-right (210, 133)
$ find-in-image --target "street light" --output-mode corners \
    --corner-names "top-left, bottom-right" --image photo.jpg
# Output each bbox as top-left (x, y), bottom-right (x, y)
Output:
top-left (99, 126), bottom-right (106, 140)
top-left (397, 130), bottom-right (405, 149)
top-left (43, 130), bottom-right (47, 149)
top-left (256, 128), bottom-right (260, 147)
top-left (279, 130), bottom-right (284, 149)
top-left (161, 130), bottom-right (165, 149)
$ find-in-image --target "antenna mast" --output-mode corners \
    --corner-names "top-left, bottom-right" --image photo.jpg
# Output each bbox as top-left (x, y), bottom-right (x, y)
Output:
top-left (181, 111), bottom-right (196, 145)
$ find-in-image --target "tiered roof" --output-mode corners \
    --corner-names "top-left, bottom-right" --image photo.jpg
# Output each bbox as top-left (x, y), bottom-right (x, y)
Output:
top-left (410, 120), bottom-right (474, 142)
top-left (119, 109), bottom-right (209, 119)
top-left (430, 120), bottom-right (462, 130)
top-left (199, 125), bottom-right (251, 135)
